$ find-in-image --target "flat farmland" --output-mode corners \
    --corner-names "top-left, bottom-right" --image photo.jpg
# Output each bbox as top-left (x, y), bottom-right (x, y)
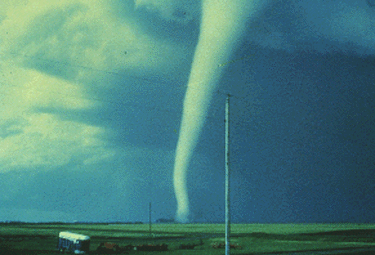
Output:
top-left (1, 223), bottom-right (375, 254)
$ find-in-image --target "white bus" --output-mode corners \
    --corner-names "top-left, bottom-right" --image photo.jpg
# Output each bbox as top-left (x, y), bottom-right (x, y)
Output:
top-left (57, 231), bottom-right (90, 254)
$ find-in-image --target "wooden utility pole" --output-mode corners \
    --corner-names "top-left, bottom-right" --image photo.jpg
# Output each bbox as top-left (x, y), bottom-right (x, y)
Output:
top-left (225, 94), bottom-right (231, 255)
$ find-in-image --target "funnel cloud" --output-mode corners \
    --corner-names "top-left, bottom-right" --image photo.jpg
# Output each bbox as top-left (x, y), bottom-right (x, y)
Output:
top-left (173, 0), bottom-right (269, 223)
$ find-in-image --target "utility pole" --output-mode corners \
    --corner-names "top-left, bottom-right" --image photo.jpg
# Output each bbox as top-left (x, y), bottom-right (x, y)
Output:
top-left (225, 94), bottom-right (231, 255)
top-left (149, 202), bottom-right (152, 237)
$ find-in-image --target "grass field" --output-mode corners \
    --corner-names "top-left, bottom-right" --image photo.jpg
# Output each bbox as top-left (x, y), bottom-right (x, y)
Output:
top-left (1, 223), bottom-right (375, 254)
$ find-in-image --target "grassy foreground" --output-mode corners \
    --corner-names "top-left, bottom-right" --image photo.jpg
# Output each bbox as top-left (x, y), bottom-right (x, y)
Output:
top-left (1, 223), bottom-right (375, 254)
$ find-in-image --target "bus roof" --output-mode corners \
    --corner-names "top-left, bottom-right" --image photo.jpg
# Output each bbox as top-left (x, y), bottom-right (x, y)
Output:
top-left (59, 231), bottom-right (90, 241)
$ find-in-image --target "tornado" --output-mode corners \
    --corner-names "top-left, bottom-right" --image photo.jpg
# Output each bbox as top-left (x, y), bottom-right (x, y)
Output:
top-left (173, 0), bottom-right (269, 223)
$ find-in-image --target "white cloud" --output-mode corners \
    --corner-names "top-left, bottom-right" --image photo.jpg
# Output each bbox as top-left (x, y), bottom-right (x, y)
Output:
top-left (1, 66), bottom-right (93, 116)
top-left (0, 0), bottom-right (190, 171)
top-left (0, 62), bottom-right (114, 171)
top-left (0, 111), bottom-right (115, 170)
top-left (0, 0), bottom-right (190, 80)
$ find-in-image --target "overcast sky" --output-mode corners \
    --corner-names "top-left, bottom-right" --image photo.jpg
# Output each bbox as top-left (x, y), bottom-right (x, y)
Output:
top-left (0, 0), bottom-right (374, 223)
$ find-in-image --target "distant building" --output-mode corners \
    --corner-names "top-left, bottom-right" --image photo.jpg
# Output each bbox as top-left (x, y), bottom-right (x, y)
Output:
top-left (156, 218), bottom-right (175, 223)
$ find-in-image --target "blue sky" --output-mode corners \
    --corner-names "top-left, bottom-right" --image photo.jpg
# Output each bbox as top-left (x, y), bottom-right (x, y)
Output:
top-left (0, 0), bottom-right (374, 223)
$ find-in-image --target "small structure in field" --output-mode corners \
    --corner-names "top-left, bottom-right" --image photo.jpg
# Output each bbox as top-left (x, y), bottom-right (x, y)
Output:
top-left (212, 242), bottom-right (242, 249)
top-left (96, 242), bottom-right (122, 253)
top-left (134, 244), bottom-right (168, 251)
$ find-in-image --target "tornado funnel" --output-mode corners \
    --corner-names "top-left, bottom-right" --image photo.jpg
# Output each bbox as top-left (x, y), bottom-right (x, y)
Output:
top-left (173, 0), bottom-right (269, 223)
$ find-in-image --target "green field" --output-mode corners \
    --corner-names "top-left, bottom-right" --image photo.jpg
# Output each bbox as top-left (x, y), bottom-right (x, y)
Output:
top-left (1, 223), bottom-right (375, 254)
